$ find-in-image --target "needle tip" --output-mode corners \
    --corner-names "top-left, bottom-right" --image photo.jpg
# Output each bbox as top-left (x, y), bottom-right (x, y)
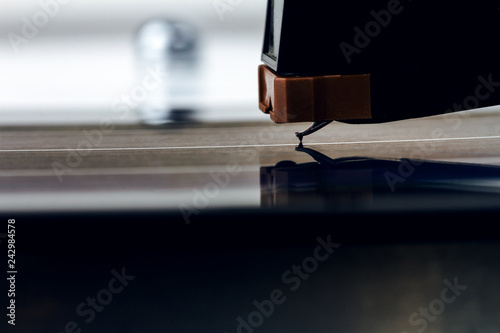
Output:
top-left (295, 132), bottom-right (304, 147)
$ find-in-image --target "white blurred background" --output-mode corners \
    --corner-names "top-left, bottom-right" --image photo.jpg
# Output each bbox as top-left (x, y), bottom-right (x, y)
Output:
top-left (0, 0), bottom-right (269, 126)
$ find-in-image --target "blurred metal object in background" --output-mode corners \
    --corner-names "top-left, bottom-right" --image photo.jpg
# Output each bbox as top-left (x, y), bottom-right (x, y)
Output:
top-left (134, 18), bottom-right (200, 125)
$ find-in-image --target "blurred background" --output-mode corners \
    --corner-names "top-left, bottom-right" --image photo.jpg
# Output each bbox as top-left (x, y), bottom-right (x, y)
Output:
top-left (0, 0), bottom-right (269, 126)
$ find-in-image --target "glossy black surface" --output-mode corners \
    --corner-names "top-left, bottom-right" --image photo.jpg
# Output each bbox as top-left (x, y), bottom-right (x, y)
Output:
top-left (261, 147), bottom-right (500, 212)
top-left (2, 114), bottom-right (500, 332)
